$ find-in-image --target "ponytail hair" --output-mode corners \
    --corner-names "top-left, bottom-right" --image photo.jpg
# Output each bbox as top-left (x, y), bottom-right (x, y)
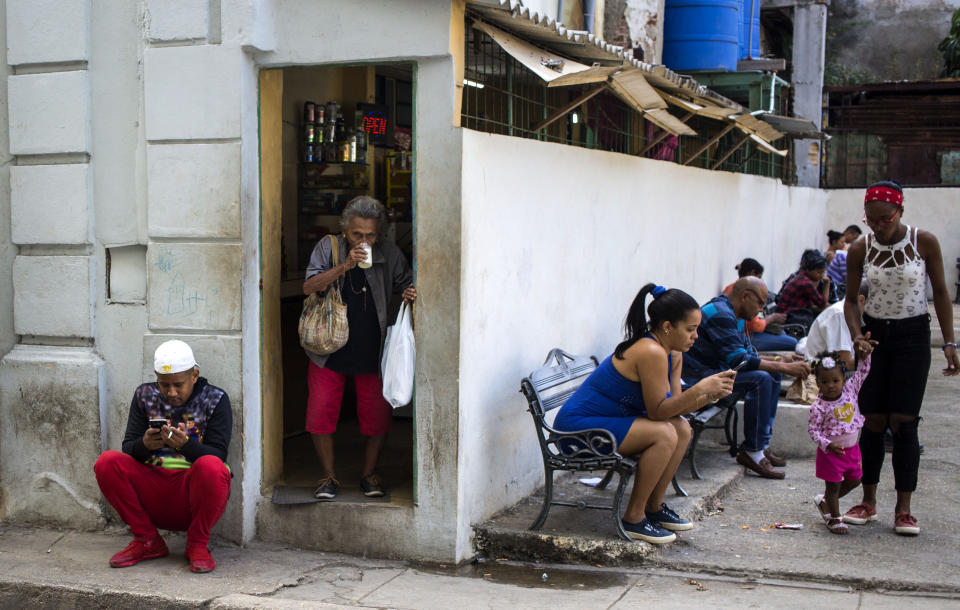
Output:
top-left (614, 283), bottom-right (701, 359)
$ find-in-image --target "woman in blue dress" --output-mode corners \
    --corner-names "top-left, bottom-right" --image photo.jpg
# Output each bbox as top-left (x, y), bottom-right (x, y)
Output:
top-left (554, 283), bottom-right (736, 544)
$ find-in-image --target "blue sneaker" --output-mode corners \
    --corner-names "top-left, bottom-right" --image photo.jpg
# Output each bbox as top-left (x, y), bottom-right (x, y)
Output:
top-left (645, 503), bottom-right (694, 532)
top-left (622, 518), bottom-right (677, 544)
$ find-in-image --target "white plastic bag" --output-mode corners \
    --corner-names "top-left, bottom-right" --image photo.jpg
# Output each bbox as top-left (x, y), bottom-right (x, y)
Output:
top-left (381, 302), bottom-right (415, 409)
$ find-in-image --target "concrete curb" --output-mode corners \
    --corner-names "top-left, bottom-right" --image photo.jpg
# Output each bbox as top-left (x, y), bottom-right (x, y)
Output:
top-left (0, 580), bottom-right (198, 610)
top-left (474, 466), bottom-right (744, 566)
top-left (648, 559), bottom-right (960, 595)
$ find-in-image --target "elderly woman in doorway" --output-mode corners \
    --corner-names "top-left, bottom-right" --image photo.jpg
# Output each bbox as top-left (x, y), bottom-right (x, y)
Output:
top-left (552, 283), bottom-right (736, 544)
top-left (301, 196), bottom-right (416, 501)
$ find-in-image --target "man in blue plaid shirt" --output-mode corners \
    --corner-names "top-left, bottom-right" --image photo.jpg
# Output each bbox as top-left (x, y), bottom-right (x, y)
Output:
top-left (683, 277), bottom-right (812, 479)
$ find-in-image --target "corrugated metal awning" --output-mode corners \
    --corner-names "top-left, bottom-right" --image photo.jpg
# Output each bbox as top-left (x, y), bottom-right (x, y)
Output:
top-left (466, 0), bottom-right (791, 148)
top-left (474, 19), bottom-right (696, 136)
top-left (758, 113), bottom-right (822, 139)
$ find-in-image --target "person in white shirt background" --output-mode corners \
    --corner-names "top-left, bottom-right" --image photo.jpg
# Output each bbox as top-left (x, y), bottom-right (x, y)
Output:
top-left (799, 280), bottom-right (869, 370)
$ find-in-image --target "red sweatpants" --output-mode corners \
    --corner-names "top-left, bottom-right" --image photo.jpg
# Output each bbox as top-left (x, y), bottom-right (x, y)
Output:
top-left (94, 450), bottom-right (231, 548)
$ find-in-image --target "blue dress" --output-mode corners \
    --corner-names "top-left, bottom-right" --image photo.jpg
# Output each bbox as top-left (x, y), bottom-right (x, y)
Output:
top-left (553, 348), bottom-right (672, 451)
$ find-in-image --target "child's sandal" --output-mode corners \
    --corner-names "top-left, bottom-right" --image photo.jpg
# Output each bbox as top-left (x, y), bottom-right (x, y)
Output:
top-left (827, 517), bottom-right (849, 535)
top-left (814, 494), bottom-right (831, 524)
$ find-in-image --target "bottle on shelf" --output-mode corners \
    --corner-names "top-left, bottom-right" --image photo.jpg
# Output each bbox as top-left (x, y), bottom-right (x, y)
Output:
top-left (355, 127), bottom-right (367, 164)
top-left (334, 113), bottom-right (346, 151)
top-left (324, 105), bottom-right (337, 163)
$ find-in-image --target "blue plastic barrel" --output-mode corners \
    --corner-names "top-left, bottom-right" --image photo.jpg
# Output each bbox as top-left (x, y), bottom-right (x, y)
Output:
top-left (739, 0), bottom-right (760, 60)
top-left (663, 0), bottom-right (739, 72)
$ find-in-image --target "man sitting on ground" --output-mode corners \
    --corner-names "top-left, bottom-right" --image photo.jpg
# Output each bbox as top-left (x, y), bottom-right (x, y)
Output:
top-left (683, 277), bottom-right (811, 479)
top-left (93, 340), bottom-right (232, 573)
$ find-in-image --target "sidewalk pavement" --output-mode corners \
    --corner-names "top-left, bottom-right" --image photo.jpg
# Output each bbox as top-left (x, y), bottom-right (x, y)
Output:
top-left (1, 525), bottom-right (958, 609)
top-left (478, 347), bottom-right (960, 594)
top-left (2, 348), bottom-right (958, 608)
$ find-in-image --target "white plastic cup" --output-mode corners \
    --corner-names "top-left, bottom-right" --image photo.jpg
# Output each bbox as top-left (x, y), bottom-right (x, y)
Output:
top-left (358, 243), bottom-right (373, 269)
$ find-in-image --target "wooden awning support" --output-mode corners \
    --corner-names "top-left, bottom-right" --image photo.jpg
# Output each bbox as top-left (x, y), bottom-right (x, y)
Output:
top-left (683, 123), bottom-right (735, 166)
top-left (532, 84), bottom-right (608, 132)
top-left (710, 132), bottom-right (751, 170)
top-left (640, 112), bottom-right (694, 155)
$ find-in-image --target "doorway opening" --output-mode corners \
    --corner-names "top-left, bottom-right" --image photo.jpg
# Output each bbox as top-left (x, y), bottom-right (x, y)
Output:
top-left (260, 63), bottom-right (416, 506)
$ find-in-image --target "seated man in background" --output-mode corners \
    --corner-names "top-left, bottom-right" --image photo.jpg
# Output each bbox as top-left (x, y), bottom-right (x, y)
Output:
top-left (722, 257), bottom-right (796, 352)
top-left (842, 224), bottom-right (862, 246)
top-left (683, 277), bottom-right (811, 479)
top-left (94, 340), bottom-right (232, 573)
top-left (802, 281), bottom-right (870, 370)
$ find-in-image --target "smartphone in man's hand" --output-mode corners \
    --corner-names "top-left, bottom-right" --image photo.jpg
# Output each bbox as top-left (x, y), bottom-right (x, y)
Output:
top-left (148, 418), bottom-right (167, 429)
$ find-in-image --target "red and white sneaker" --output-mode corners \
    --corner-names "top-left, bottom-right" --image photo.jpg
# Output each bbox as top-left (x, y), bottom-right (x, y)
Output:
top-left (109, 536), bottom-right (169, 568)
top-left (842, 503), bottom-right (878, 525)
top-left (894, 512), bottom-right (920, 536)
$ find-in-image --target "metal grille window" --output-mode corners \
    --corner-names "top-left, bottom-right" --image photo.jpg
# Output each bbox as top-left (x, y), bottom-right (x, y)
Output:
top-left (462, 24), bottom-right (786, 179)
top-left (823, 82), bottom-right (960, 187)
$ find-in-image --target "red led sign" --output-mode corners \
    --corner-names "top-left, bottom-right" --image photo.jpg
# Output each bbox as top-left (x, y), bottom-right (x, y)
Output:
top-left (362, 114), bottom-right (387, 136)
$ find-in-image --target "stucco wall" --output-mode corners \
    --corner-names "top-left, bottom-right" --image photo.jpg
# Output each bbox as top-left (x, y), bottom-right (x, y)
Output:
top-left (826, 188), bottom-right (960, 294)
top-left (604, 0), bottom-right (664, 63)
top-left (827, 0), bottom-right (960, 83)
top-left (457, 130), bottom-right (828, 544)
top-left (255, 0), bottom-right (468, 562)
top-left (0, 1), bottom-right (14, 361)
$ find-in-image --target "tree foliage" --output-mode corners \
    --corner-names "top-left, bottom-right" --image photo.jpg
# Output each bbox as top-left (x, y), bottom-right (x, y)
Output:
top-left (939, 9), bottom-right (960, 78)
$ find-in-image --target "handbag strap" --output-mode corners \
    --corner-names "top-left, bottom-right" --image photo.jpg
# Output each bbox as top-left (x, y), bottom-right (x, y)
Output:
top-left (329, 234), bottom-right (340, 266)
top-left (328, 234), bottom-right (344, 292)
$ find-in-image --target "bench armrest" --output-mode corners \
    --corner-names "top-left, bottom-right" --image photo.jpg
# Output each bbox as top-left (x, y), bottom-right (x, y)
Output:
top-left (542, 423), bottom-right (623, 459)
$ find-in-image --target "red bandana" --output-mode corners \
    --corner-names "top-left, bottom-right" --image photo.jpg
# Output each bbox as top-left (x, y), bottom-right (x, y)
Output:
top-left (864, 186), bottom-right (903, 207)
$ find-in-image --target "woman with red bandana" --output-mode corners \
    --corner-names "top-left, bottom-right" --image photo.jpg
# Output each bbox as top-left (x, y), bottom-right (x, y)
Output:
top-left (841, 180), bottom-right (959, 536)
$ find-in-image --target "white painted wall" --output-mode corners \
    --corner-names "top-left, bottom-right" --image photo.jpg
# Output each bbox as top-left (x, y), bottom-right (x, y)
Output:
top-left (826, 188), bottom-right (960, 296)
top-left (457, 130), bottom-right (828, 543)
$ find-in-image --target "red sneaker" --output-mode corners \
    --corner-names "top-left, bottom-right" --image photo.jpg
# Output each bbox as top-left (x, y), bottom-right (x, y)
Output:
top-left (185, 546), bottom-right (216, 573)
top-left (894, 512), bottom-right (920, 536)
top-left (842, 503), bottom-right (878, 525)
top-left (109, 536), bottom-right (169, 568)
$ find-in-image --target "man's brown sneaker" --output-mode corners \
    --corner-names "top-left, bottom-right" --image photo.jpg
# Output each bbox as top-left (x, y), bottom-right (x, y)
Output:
top-left (736, 448), bottom-right (785, 479)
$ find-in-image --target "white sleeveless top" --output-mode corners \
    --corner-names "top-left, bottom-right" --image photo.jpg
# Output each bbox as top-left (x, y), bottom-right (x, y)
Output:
top-left (864, 224), bottom-right (927, 319)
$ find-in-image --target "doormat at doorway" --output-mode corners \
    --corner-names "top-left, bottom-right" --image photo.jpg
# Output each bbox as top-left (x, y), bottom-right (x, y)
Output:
top-left (271, 485), bottom-right (391, 505)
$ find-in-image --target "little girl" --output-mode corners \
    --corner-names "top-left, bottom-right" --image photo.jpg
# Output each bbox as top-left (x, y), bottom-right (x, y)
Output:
top-left (809, 346), bottom-right (873, 534)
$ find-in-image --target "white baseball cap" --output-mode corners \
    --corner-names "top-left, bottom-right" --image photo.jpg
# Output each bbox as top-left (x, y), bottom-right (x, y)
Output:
top-left (154, 340), bottom-right (198, 375)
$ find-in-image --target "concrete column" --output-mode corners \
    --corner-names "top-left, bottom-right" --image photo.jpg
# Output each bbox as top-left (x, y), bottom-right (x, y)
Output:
top-left (791, 3), bottom-right (827, 187)
top-left (141, 31), bottom-right (246, 541)
top-left (1, 0), bottom-right (101, 527)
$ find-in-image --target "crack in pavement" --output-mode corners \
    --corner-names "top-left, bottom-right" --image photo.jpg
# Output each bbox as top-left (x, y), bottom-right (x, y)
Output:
top-left (243, 560), bottom-right (403, 605)
top-left (44, 533), bottom-right (67, 554)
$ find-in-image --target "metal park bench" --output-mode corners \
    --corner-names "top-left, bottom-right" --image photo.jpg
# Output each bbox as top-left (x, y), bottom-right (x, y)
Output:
top-left (521, 348), bottom-right (685, 541)
top-left (954, 257), bottom-right (960, 304)
top-left (683, 395), bottom-right (740, 479)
